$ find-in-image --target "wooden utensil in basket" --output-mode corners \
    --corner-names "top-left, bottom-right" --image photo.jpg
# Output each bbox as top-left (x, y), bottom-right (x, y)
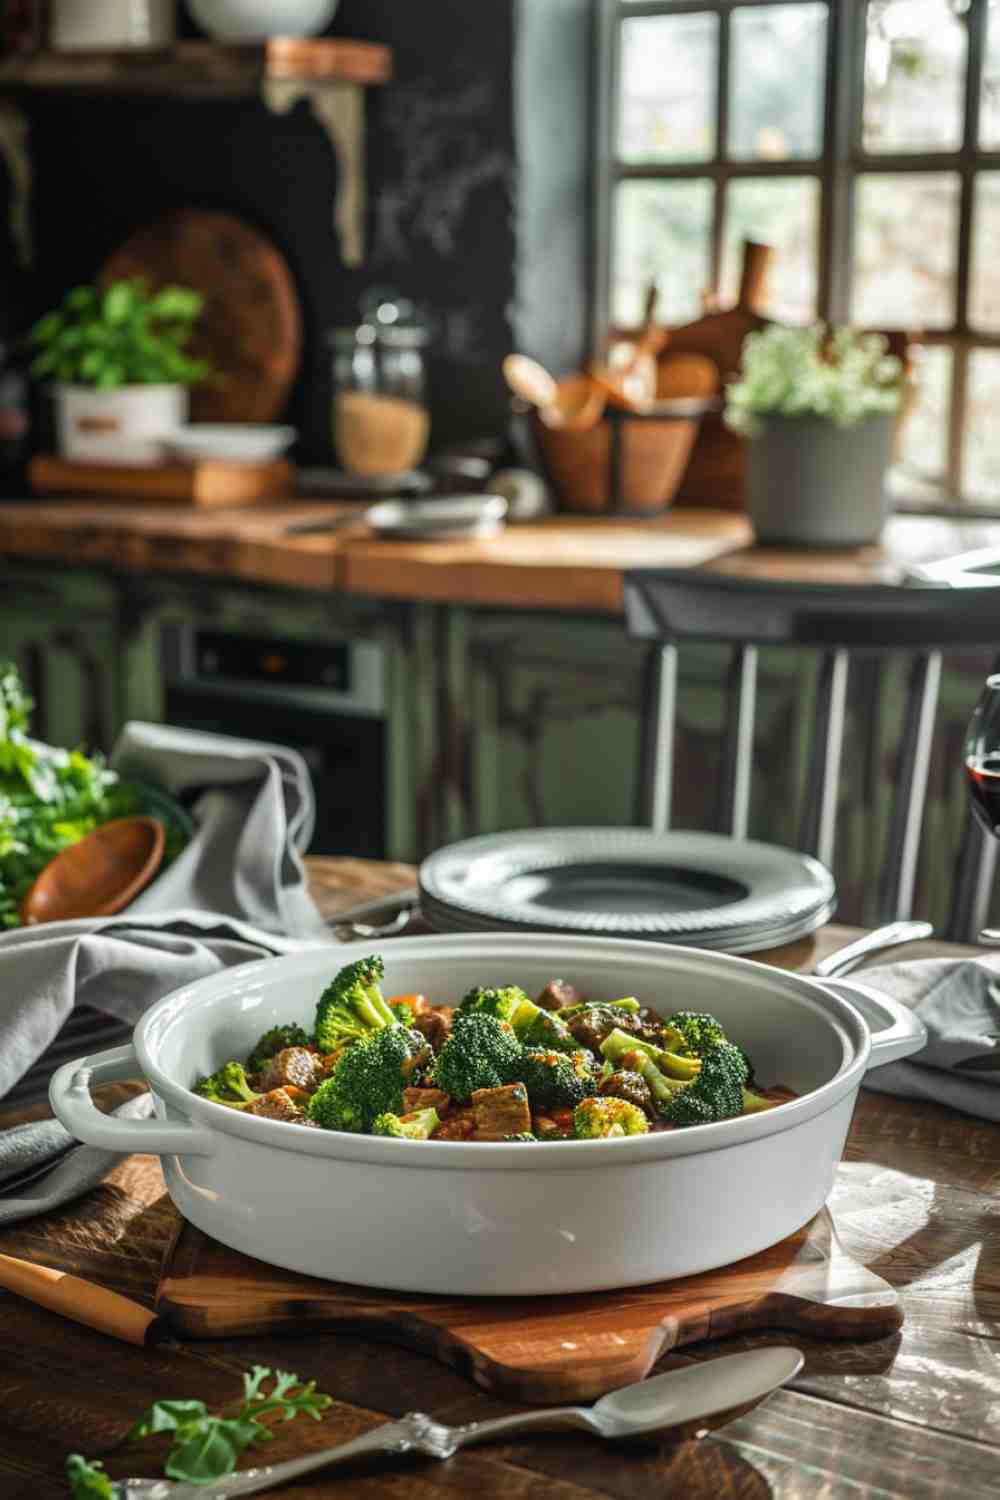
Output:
top-left (531, 354), bottom-right (719, 516)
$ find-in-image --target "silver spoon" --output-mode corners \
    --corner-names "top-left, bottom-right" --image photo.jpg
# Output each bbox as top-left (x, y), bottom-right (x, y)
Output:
top-left (813, 919), bottom-right (933, 978)
top-left (108, 1347), bottom-right (803, 1499)
top-left (327, 886), bottom-right (419, 942)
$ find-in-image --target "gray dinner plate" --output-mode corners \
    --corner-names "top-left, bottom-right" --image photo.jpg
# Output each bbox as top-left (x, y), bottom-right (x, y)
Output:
top-left (419, 828), bottom-right (835, 953)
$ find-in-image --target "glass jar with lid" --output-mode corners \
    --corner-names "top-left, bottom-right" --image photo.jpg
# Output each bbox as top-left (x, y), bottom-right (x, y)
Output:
top-left (329, 289), bottom-right (430, 476)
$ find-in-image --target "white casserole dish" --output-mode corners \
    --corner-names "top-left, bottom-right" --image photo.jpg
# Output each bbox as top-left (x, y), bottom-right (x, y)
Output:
top-left (50, 934), bottom-right (925, 1296)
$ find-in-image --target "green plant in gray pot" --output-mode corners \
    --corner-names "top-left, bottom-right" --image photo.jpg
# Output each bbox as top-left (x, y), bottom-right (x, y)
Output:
top-left (725, 324), bottom-right (905, 547)
top-left (30, 278), bottom-right (211, 465)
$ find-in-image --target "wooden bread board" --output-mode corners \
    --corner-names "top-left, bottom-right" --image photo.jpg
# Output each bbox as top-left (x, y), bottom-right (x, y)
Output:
top-left (157, 1210), bottom-right (901, 1404)
top-left (30, 454), bottom-right (294, 507)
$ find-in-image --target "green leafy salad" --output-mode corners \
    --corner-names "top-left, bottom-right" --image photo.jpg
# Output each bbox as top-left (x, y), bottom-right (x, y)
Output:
top-left (0, 661), bottom-right (186, 928)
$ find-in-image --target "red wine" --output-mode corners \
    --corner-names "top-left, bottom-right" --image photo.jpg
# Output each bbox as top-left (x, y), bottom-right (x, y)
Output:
top-left (966, 754), bottom-right (1000, 835)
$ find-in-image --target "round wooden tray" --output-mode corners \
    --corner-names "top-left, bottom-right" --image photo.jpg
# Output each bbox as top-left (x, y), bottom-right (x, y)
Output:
top-left (101, 209), bottom-right (302, 424)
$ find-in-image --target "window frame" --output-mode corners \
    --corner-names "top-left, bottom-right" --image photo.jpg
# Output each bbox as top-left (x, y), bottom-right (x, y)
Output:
top-left (593, 0), bottom-right (1000, 514)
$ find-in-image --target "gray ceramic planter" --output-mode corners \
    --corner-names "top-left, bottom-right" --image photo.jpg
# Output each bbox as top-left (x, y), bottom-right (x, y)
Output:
top-left (746, 412), bottom-right (894, 547)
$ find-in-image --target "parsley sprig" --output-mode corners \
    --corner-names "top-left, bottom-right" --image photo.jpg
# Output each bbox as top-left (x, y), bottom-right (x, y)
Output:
top-left (65, 1366), bottom-right (333, 1493)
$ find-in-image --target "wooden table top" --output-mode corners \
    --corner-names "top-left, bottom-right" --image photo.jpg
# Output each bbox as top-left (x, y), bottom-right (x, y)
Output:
top-left (0, 856), bottom-right (997, 1498)
top-left (3, 500), bottom-right (1000, 612)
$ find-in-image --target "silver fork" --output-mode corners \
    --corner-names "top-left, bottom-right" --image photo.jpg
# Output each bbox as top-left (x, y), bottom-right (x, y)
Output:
top-left (107, 1348), bottom-right (803, 1499)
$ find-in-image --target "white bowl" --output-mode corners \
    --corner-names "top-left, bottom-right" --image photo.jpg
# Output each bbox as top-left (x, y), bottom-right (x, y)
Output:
top-left (164, 424), bottom-right (296, 465)
top-left (186, 0), bottom-right (339, 40)
top-left (50, 933), bottom-right (925, 1296)
top-left (366, 495), bottom-right (508, 541)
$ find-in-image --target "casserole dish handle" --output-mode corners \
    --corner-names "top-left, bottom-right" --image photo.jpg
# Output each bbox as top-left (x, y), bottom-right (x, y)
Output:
top-left (821, 979), bottom-right (927, 1069)
top-left (50, 1044), bottom-right (215, 1157)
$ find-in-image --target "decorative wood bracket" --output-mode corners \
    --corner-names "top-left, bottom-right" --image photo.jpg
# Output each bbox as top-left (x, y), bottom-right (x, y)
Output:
top-left (0, 99), bottom-right (32, 267)
top-left (263, 78), bottom-right (364, 268)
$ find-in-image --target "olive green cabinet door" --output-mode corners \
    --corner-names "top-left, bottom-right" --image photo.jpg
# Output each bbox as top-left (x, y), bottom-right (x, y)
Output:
top-left (468, 615), bottom-right (649, 834)
top-left (1, 568), bottom-right (122, 753)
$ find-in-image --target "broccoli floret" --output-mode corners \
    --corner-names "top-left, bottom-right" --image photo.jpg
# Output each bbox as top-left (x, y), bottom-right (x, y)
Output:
top-left (245, 1023), bottom-right (312, 1077)
top-left (390, 1001), bottom-right (415, 1027)
top-left (371, 1106), bottom-right (440, 1139)
top-left (432, 1012), bottom-right (523, 1101)
top-left (573, 1096), bottom-right (649, 1138)
top-left (308, 1025), bottom-right (414, 1132)
top-left (65, 1455), bottom-right (114, 1500)
top-left (194, 1061), bottom-right (261, 1109)
top-left (557, 996), bottom-right (640, 1020)
top-left (599, 1030), bottom-right (687, 1110)
top-left (519, 1048), bottom-right (598, 1109)
top-left (664, 1011), bottom-right (727, 1058)
top-left (458, 985), bottom-right (529, 1026)
top-left (509, 996), bottom-right (580, 1055)
top-left (601, 1030), bottom-right (701, 1082)
top-left (314, 954), bottom-right (395, 1051)
top-left (741, 1086), bottom-right (784, 1115)
top-left (456, 986), bottom-right (579, 1052)
top-left (505, 1131), bottom-right (538, 1142)
top-left (660, 1040), bottom-right (749, 1126)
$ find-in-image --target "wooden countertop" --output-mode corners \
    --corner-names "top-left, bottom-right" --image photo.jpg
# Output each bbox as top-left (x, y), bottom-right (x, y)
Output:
top-left (0, 856), bottom-right (997, 1497)
top-left (3, 498), bottom-right (999, 612)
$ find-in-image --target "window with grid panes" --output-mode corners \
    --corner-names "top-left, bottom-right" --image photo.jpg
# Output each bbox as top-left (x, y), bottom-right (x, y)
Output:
top-left (597, 0), bottom-right (1000, 511)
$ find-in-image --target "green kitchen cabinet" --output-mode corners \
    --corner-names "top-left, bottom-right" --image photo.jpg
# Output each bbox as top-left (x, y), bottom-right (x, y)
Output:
top-left (1, 565), bottom-right (123, 752)
top-left (0, 563), bottom-right (994, 931)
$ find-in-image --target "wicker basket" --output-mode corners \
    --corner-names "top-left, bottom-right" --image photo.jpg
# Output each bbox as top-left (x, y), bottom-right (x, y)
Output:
top-left (531, 402), bottom-right (710, 516)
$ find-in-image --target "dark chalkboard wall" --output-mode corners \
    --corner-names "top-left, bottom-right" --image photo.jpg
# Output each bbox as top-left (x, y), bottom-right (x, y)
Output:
top-left (14, 0), bottom-right (526, 459)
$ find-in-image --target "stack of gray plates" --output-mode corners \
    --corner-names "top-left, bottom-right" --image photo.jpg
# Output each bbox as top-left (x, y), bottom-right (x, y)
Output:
top-left (419, 828), bottom-right (835, 955)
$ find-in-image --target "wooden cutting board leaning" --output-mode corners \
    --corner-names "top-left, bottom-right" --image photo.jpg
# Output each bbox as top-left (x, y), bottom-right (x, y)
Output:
top-left (100, 208), bottom-right (302, 424)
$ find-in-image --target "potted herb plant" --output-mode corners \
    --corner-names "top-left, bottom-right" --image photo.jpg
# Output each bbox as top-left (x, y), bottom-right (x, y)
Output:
top-left (724, 325), bottom-right (905, 547)
top-left (30, 278), bottom-right (211, 464)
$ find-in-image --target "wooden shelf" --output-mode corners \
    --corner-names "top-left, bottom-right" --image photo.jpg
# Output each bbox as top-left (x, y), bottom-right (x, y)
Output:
top-left (0, 38), bottom-right (393, 97)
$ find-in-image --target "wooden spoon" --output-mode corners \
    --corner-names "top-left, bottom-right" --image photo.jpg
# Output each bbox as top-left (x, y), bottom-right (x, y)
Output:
top-left (539, 373), bottom-right (607, 432)
top-left (21, 816), bottom-right (166, 925)
top-left (0, 1251), bottom-right (164, 1346)
top-left (505, 353), bottom-right (607, 433)
top-left (502, 353), bottom-right (559, 411)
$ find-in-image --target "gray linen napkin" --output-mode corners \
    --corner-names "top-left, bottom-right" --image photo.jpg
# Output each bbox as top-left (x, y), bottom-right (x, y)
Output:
top-left (0, 722), bottom-right (337, 1221)
top-left (0, 1093), bottom-right (154, 1228)
top-left (857, 954), bottom-right (1000, 1122)
top-left (112, 721), bottom-right (327, 940)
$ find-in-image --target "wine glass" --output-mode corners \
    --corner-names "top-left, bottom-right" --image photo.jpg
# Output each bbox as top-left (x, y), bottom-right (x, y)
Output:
top-left (964, 674), bottom-right (1000, 942)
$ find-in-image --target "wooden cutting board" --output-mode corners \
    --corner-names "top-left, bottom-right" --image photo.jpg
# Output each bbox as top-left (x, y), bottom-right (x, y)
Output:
top-left (157, 1210), bottom-right (901, 1404)
top-left (30, 454), bottom-right (294, 506)
top-left (657, 240), bottom-right (772, 510)
top-left (101, 210), bottom-right (302, 424)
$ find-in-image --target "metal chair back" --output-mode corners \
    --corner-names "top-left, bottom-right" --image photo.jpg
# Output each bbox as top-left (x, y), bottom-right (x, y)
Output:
top-left (625, 567), bottom-right (1000, 940)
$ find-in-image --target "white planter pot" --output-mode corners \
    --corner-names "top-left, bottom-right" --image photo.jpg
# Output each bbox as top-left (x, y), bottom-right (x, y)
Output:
top-left (50, 0), bottom-right (176, 51)
top-left (186, 0), bottom-right (339, 41)
top-left (54, 383), bottom-right (188, 465)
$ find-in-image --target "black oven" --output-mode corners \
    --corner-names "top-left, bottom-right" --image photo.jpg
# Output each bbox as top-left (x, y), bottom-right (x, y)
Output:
top-left (161, 625), bottom-right (388, 858)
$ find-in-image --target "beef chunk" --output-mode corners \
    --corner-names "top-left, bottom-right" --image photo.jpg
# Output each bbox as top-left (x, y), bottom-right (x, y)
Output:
top-left (244, 1088), bottom-right (314, 1124)
top-left (471, 1082), bottom-right (532, 1141)
top-left (536, 979), bottom-right (584, 1012)
top-left (599, 1069), bottom-right (656, 1119)
top-left (403, 1085), bottom-right (451, 1115)
top-left (567, 1006), bottom-right (647, 1053)
top-left (413, 1005), bottom-right (454, 1051)
top-left (432, 1107), bottom-right (476, 1141)
top-left (257, 1047), bottom-right (323, 1093)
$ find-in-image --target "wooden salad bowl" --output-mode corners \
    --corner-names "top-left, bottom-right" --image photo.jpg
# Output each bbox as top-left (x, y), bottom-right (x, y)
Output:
top-left (21, 815), bottom-right (166, 925)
